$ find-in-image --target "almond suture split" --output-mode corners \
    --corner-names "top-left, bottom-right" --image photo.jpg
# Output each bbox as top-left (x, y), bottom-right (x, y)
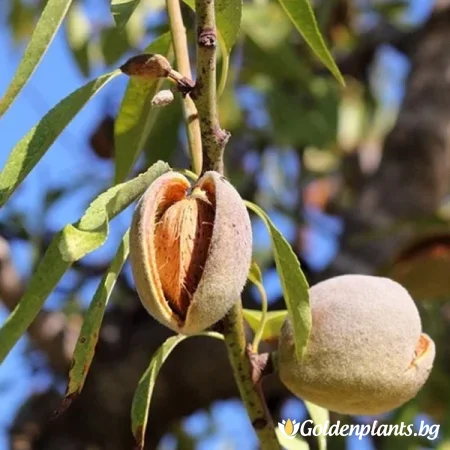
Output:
top-left (278, 275), bottom-right (435, 415)
top-left (154, 193), bottom-right (214, 319)
top-left (130, 171), bottom-right (252, 334)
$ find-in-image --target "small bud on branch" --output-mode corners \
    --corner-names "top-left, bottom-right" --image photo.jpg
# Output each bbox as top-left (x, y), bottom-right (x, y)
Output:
top-left (151, 89), bottom-right (175, 108)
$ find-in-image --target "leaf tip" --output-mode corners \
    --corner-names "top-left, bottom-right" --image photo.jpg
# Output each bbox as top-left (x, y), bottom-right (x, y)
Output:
top-left (112, 15), bottom-right (125, 29)
top-left (335, 70), bottom-right (346, 88)
top-left (295, 345), bottom-right (307, 363)
top-left (50, 392), bottom-right (79, 421)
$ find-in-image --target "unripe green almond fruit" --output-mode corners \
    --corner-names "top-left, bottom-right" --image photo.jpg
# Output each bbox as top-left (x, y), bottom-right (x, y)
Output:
top-left (278, 275), bottom-right (435, 415)
top-left (130, 171), bottom-right (252, 334)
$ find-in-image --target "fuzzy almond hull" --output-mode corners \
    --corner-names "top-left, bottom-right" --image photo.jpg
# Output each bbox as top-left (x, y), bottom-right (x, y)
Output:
top-left (279, 275), bottom-right (435, 415)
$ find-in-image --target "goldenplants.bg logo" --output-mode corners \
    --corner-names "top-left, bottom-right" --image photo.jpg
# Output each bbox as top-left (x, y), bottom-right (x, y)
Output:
top-left (278, 419), bottom-right (300, 439)
top-left (278, 419), bottom-right (440, 441)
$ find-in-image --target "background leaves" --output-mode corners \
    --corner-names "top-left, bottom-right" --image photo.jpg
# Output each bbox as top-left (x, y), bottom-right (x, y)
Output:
top-left (65, 4), bottom-right (91, 77)
top-left (111, 0), bottom-right (142, 29)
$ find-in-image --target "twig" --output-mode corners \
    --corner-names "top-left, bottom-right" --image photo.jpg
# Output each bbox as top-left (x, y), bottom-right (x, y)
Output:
top-left (166, 0), bottom-right (202, 175)
top-left (217, 34), bottom-right (229, 98)
top-left (193, 0), bottom-right (230, 173)
top-left (251, 281), bottom-right (268, 353)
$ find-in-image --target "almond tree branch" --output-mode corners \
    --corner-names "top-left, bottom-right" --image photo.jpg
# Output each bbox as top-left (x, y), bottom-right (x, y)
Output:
top-left (166, 0), bottom-right (202, 175)
top-left (192, 0), bottom-right (230, 173)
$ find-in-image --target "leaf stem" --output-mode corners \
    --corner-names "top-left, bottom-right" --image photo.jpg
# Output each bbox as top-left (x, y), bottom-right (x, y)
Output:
top-left (166, 0), bottom-right (202, 175)
top-left (193, 0), bottom-right (230, 173)
top-left (222, 303), bottom-right (281, 449)
top-left (251, 281), bottom-right (269, 353)
top-left (217, 34), bottom-right (229, 98)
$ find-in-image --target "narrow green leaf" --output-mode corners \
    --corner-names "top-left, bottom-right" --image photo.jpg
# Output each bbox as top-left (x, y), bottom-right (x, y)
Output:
top-left (0, 0), bottom-right (74, 116)
top-left (114, 33), bottom-right (171, 184)
top-left (66, 5), bottom-right (91, 77)
top-left (111, 0), bottom-right (141, 28)
top-left (242, 3), bottom-right (292, 51)
top-left (131, 335), bottom-right (187, 450)
top-left (304, 401), bottom-right (329, 450)
top-left (58, 230), bottom-right (130, 414)
top-left (100, 27), bottom-right (132, 66)
top-left (247, 260), bottom-right (269, 351)
top-left (216, 0), bottom-right (242, 53)
top-left (0, 161), bottom-right (170, 363)
top-left (131, 332), bottom-right (223, 449)
top-left (276, 0), bottom-right (344, 85)
top-left (243, 309), bottom-right (287, 342)
top-left (217, 34), bottom-right (230, 97)
top-left (0, 71), bottom-right (120, 207)
top-left (9, 0), bottom-right (36, 43)
top-left (245, 201), bottom-right (311, 360)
